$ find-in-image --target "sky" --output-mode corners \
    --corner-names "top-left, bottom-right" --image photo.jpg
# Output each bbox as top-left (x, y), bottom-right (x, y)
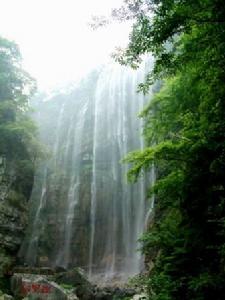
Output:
top-left (0, 0), bottom-right (131, 90)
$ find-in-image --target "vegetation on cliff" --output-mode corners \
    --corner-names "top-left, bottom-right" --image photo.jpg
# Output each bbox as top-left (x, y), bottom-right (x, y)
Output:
top-left (0, 36), bottom-right (40, 292)
top-left (113, 0), bottom-right (225, 299)
top-left (0, 36), bottom-right (39, 165)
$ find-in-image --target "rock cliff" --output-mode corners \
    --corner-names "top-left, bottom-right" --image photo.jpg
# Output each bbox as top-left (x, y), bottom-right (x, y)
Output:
top-left (0, 156), bottom-right (34, 292)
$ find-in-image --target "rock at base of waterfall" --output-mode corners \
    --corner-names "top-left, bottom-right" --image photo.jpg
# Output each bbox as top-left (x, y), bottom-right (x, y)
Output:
top-left (93, 286), bottom-right (136, 300)
top-left (11, 273), bottom-right (70, 300)
top-left (54, 268), bottom-right (94, 300)
top-left (53, 267), bottom-right (137, 300)
top-left (53, 267), bottom-right (88, 286)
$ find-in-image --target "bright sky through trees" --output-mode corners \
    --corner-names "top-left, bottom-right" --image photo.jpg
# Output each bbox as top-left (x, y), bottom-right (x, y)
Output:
top-left (0, 0), bottom-right (130, 90)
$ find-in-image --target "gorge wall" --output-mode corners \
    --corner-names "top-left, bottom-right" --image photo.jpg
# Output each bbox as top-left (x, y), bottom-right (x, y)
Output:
top-left (0, 156), bottom-right (34, 291)
top-left (20, 61), bottom-right (154, 281)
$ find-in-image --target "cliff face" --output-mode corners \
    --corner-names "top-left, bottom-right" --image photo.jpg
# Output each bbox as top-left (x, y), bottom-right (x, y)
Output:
top-left (20, 64), bottom-right (152, 279)
top-left (0, 155), bottom-right (34, 290)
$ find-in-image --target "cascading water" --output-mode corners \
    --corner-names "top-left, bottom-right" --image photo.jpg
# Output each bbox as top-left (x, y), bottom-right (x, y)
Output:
top-left (23, 166), bottom-right (47, 266)
top-left (20, 60), bottom-right (154, 281)
top-left (88, 64), bottom-right (148, 279)
top-left (56, 102), bottom-right (88, 267)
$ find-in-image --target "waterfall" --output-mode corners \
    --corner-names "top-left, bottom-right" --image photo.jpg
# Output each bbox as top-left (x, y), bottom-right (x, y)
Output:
top-left (20, 60), bottom-right (154, 281)
top-left (88, 64), bottom-right (148, 279)
top-left (56, 102), bottom-right (88, 267)
top-left (24, 166), bottom-right (47, 265)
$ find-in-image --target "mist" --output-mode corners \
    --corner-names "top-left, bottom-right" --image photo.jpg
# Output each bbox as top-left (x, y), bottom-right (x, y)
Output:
top-left (0, 0), bottom-right (131, 90)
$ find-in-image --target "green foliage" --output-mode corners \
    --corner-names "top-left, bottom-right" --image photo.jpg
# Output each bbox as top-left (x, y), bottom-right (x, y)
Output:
top-left (118, 0), bottom-right (225, 299)
top-left (0, 37), bottom-right (38, 162)
top-left (0, 37), bottom-right (35, 103)
top-left (0, 36), bottom-right (41, 185)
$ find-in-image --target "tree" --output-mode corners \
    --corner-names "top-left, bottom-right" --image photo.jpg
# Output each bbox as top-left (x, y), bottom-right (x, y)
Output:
top-left (0, 36), bottom-right (39, 159)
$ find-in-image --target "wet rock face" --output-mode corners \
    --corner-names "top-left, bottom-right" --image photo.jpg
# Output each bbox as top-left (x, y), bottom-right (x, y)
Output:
top-left (0, 156), bottom-right (34, 286)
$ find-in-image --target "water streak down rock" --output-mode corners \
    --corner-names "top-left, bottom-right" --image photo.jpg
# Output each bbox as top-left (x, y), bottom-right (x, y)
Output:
top-left (20, 61), bottom-right (154, 281)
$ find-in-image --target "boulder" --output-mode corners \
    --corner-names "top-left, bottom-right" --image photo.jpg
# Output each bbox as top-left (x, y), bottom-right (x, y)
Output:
top-left (54, 268), bottom-right (94, 300)
top-left (93, 286), bottom-right (136, 300)
top-left (53, 267), bottom-right (88, 286)
top-left (11, 273), bottom-right (69, 300)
